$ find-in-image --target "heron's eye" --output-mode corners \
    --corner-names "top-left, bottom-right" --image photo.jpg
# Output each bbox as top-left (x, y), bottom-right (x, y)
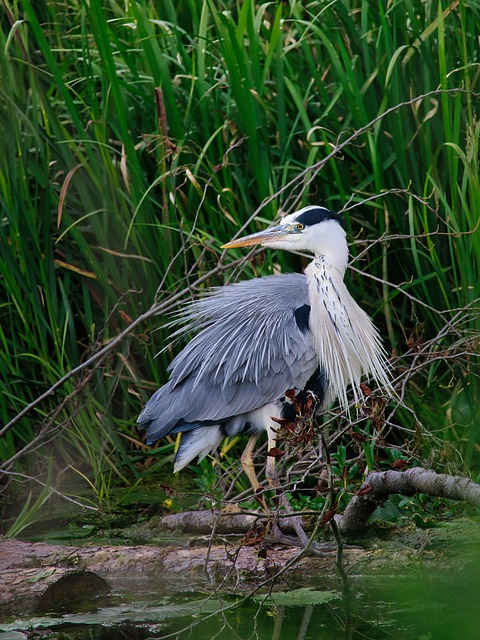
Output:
top-left (296, 223), bottom-right (305, 231)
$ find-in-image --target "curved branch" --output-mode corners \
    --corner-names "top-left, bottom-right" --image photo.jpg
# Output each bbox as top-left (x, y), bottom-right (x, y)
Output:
top-left (336, 468), bottom-right (480, 533)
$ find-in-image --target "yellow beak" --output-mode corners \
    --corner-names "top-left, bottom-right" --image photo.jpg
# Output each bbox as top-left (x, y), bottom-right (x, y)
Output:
top-left (221, 224), bottom-right (290, 249)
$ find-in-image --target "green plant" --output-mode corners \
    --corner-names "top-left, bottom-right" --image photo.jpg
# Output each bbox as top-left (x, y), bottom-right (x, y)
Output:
top-left (0, 0), bottom-right (479, 530)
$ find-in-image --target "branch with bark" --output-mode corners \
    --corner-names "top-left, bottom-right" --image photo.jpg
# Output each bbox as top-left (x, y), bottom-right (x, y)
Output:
top-left (149, 467), bottom-right (480, 537)
top-left (335, 467), bottom-right (480, 533)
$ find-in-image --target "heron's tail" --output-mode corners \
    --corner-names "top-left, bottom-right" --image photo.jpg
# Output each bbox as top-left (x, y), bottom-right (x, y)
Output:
top-left (173, 425), bottom-right (223, 472)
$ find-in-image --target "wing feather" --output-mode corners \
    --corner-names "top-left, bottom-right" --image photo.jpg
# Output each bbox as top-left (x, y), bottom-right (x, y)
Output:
top-left (138, 273), bottom-right (319, 438)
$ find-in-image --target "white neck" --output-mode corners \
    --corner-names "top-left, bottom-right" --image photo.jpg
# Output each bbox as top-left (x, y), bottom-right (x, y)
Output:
top-left (305, 254), bottom-right (391, 411)
top-left (307, 219), bottom-right (349, 276)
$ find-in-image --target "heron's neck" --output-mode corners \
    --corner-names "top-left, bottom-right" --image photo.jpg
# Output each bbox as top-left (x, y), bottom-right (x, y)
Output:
top-left (312, 252), bottom-right (347, 282)
top-left (304, 254), bottom-right (390, 410)
top-left (310, 223), bottom-right (349, 277)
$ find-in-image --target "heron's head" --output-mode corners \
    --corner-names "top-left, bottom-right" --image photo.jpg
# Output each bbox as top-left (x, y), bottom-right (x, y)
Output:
top-left (222, 205), bottom-right (347, 268)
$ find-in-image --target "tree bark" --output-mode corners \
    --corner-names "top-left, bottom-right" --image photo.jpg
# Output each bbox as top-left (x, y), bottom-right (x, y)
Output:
top-left (152, 510), bottom-right (293, 534)
top-left (336, 467), bottom-right (480, 533)
top-left (0, 537), bottom-right (338, 616)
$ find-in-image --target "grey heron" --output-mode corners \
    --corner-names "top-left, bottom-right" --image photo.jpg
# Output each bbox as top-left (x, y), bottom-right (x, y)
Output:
top-left (138, 205), bottom-right (391, 546)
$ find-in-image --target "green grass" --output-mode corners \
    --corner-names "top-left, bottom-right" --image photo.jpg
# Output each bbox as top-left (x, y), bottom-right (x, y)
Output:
top-left (0, 0), bottom-right (479, 530)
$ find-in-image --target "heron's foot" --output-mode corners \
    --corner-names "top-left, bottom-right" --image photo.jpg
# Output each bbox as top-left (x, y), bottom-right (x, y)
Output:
top-left (288, 512), bottom-right (311, 546)
top-left (277, 498), bottom-right (332, 556)
top-left (248, 484), bottom-right (336, 557)
top-left (264, 520), bottom-right (301, 546)
top-left (264, 520), bottom-right (335, 558)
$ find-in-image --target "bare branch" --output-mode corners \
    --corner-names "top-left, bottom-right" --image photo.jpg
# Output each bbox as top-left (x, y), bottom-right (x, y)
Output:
top-left (336, 468), bottom-right (480, 534)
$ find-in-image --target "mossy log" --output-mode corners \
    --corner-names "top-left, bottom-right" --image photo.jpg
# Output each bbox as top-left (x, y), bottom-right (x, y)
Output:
top-left (0, 537), bottom-right (341, 617)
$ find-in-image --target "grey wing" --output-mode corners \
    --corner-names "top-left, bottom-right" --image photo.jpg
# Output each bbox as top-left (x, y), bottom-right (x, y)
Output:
top-left (138, 273), bottom-right (318, 439)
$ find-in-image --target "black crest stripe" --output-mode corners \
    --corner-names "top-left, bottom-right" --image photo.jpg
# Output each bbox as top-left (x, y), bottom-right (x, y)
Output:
top-left (296, 207), bottom-right (345, 228)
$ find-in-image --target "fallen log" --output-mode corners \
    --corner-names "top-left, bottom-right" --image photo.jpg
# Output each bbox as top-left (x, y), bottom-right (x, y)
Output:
top-left (152, 509), bottom-right (295, 535)
top-left (0, 537), bottom-right (340, 617)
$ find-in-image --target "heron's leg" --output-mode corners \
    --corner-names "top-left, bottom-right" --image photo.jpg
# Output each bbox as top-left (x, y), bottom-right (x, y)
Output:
top-left (244, 426), bottom-right (329, 555)
top-left (241, 434), bottom-right (270, 511)
top-left (264, 424), bottom-right (281, 490)
top-left (264, 423), bottom-right (311, 548)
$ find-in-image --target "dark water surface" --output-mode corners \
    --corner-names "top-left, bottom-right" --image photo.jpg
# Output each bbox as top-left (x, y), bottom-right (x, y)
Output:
top-left (2, 555), bottom-right (480, 640)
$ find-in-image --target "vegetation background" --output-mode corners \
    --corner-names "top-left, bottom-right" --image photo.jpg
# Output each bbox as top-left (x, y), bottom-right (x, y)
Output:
top-left (0, 0), bottom-right (479, 536)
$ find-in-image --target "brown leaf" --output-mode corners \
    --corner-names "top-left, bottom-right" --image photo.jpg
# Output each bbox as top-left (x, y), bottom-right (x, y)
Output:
top-left (267, 447), bottom-right (285, 458)
top-left (271, 416), bottom-right (290, 428)
top-left (242, 522), bottom-right (266, 546)
top-left (118, 309), bottom-right (134, 324)
top-left (285, 388), bottom-right (297, 401)
top-left (349, 429), bottom-right (366, 443)
top-left (57, 164), bottom-right (82, 228)
top-left (357, 485), bottom-right (373, 496)
top-left (321, 506), bottom-right (338, 524)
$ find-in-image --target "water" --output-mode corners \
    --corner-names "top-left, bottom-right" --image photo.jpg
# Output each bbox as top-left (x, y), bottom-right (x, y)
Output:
top-left (2, 514), bottom-right (480, 640)
top-left (2, 557), bottom-right (480, 640)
